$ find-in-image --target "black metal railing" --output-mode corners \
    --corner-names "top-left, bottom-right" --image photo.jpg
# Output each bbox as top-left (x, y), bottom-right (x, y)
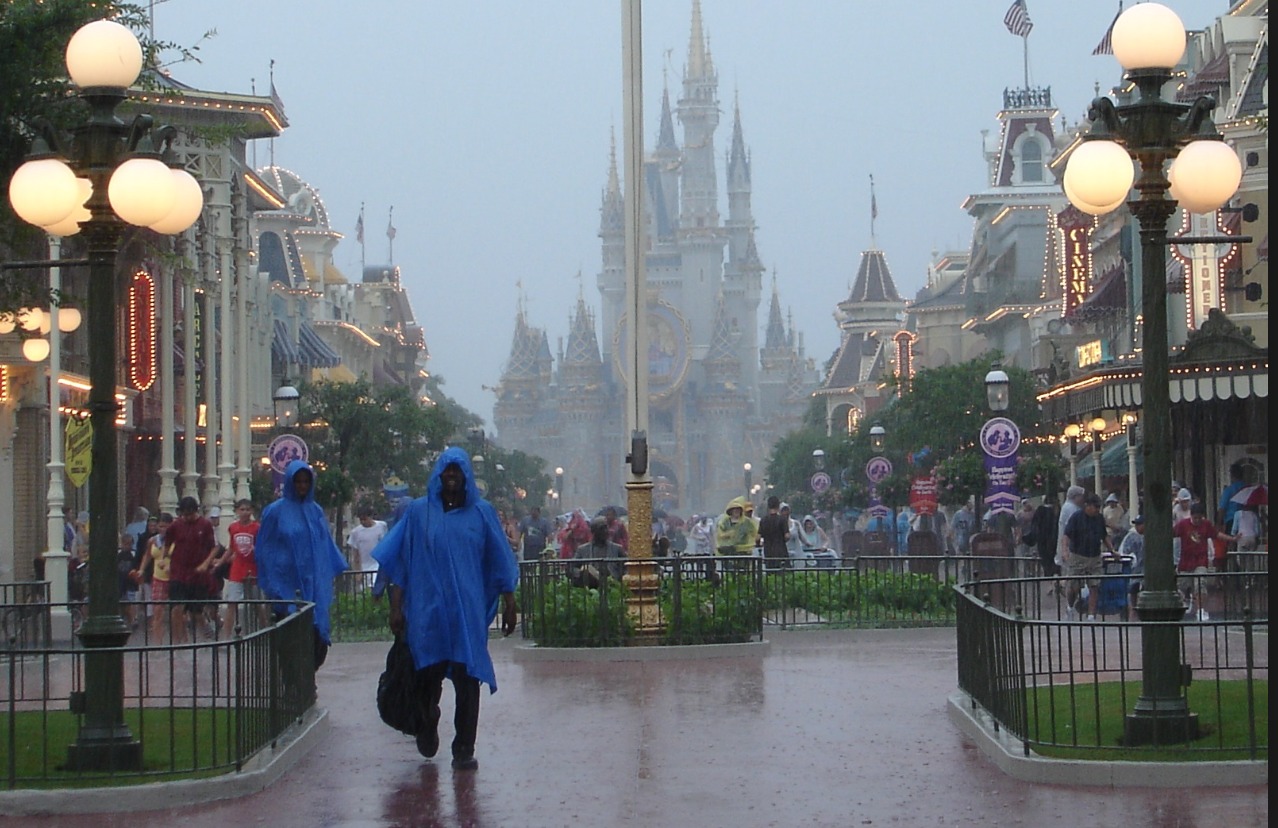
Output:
top-left (956, 570), bottom-right (1269, 760)
top-left (517, 555), bottom-right (764, 647)
top-left (1, 600), bottom-right (316, 789)
top-left (0, 582), bottom-right (51, 651)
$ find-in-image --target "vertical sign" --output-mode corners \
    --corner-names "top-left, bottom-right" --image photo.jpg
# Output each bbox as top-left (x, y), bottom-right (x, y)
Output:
top-left (1058, 205), bottom-right (1093, 317)
top-left (1172, 210), bottom-right (1236, 330)
top-left (980, 417), bottom-right (1021, 516)
top-left (128, 269), bottom-right (157, 391)
top-left (908, 473), bottom-right (938, 516)
top-left (192, 293), bottom-right (204, 399)
top-left (65, 416), bottom-right (93, 487)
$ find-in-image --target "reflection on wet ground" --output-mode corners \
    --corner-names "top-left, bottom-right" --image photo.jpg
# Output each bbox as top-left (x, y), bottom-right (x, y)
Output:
top-left (3, 629), bottom-right (1267, 827)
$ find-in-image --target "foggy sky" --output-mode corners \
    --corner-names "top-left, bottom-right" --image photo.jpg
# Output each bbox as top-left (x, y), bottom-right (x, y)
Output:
top-left (153, 0), bottom-right (1180, 430)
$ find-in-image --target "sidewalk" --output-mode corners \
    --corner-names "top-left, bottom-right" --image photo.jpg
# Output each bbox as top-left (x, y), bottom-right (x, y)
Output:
top-left (4, 628), bottom-right (1269, 827)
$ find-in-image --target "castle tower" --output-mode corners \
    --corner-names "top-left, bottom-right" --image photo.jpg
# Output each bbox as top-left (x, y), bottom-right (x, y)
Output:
top-left (675, 0), bottom-right (728, 353)
top-left (597, 132), bottom-right (625, 366)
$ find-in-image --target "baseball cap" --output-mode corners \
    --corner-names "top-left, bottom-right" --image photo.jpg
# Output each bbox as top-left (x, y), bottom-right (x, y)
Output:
top-left (1132, 515), bottom-right (1145, 525)
top-left (1105, 493), bottom-right (1119, 503)
top-left (207, 506), bottom-right (221, 519)
top-left (1177, 488), bottom-right (1192, 502)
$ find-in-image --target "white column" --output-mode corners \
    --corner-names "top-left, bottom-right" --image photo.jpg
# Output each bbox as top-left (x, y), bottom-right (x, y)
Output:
top-left (201, 283), bottom-right (219, 508)
top-left (44, 235), bottom-right (72, 639)
top-left (180, 280), bottom-right (199, 500)
top-left (217, 233), bottom-right (236, 517)
top-left (1093, 441), bottom-right (1104, 496)
top-left (233, 196), bottom-right (252, 503)
top-left (157, 258), bottom-right (179, 513)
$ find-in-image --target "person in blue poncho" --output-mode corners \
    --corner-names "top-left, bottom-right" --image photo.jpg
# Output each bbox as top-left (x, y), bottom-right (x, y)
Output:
top-left (255, 459), bottom-right (349, 668)
top-left (374, 446), bottom-right (519, 771)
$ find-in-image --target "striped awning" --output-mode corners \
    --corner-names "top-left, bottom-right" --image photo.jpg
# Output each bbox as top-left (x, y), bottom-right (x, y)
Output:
top-left (271, 319), bottom-right (301, 364)
top-left (1039, 360), bottom-right (1269, 423)
top-left (298, 321), bottom-right (341, 368)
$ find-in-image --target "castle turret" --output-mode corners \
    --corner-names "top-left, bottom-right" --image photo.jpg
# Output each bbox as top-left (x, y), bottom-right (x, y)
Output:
top-left (598, 131), bottom-right (625, 366)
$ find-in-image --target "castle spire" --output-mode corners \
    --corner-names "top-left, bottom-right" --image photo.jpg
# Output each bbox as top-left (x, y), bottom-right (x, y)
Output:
top-left (764, 273), bottom-right (786, 349)
top-left (687, 0), bottom-right (710, 79)
top-left (656, 84), bottom-right (678, 154)
top-left (607, 126), bottom-right (621, 196)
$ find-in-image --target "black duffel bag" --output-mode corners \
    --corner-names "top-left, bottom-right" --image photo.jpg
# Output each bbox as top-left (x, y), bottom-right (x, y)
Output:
top-left (377, 636), bottom-right (424, 736)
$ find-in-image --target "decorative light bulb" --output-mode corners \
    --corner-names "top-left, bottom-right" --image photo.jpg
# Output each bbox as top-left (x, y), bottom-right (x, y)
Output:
top-left (1064, 140), bottom-right (1134, 212)
top-left (1111, 3), bottom-right (1186, 71)
top-left (148, 168), bottom-right (204, 234)
top-left (65, 19), bottom-right (143, 88)
top-left (108, 157), bottom-right (176, 226)
top-left (23, 338), bottom-right (51, 362)
top-left (1168, 141), bottom-right (1243, 214)
top-left (8, 157), bottom-right (79, 227)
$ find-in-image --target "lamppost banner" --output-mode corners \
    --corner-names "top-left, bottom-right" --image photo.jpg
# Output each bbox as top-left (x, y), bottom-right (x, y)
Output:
top-left (980, 417), bottom-right (1020, 515)
top-left (909, 473), bottom-right (938, 516)
top-left (866, 457), bottom-right (892, 520)
top-left (268, 434), bottom-right (309, 497)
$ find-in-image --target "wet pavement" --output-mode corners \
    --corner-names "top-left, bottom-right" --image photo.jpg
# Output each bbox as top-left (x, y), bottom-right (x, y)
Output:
top-left (4, 628), bottom-right (1268, 827)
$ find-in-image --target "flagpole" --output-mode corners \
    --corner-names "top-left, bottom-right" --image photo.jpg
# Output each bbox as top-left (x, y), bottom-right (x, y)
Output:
top-left (358, 202), bottom-right (366, 274)
top-left (388, 205), bottom-right (395, 262)
top-left (869, 174), bottom-right (877, 247)
top-left (1023, 33), bottom-right (1029, 89)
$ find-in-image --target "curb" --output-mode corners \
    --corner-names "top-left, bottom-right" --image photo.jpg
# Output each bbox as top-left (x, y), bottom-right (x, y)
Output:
top-left (0, 706), bottom-right (329, 816)
top-left (946, 690), bottom-right (1268, 788)
top-left (512, 638), bottom-right (770, 662)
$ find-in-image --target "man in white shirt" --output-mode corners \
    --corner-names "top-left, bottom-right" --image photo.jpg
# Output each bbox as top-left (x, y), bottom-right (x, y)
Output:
top-left (346, 505), bottom-right (388, 573)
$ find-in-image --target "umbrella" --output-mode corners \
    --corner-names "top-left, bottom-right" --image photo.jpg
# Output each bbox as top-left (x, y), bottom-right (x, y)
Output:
top-left (653, 508), bottom-right (668, 519)
top-left (596, 505), bottom-right (628, 517)
top-left (1230, 484), bottom-right (1268, 507)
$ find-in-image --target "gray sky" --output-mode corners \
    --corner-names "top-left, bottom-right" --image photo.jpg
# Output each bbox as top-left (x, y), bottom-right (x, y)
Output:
top-left (152, 0), bottom-right (1179, 428)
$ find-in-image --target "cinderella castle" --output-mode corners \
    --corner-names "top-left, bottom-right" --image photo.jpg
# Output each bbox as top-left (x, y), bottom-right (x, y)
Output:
top-left (492, 1), bottom-right (820, 515)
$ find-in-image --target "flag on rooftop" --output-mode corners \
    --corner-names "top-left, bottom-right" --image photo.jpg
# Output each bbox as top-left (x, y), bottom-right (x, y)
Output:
top-left (1004, 0), bottom-right (1033, 38)
top-left (355, 210), bottom-right (364, 245)
top-left (1093, 3), bottom-right (1122, 56)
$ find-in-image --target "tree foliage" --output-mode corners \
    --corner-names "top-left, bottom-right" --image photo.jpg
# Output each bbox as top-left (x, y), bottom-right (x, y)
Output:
top-left (299, 379), bottom-right (454, 534)
top-left (765, 354), bottom-right (1065, 514)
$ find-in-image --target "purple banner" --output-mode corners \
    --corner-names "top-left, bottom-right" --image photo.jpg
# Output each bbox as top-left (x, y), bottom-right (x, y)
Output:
top-left (268, 434), bottom-right (309, 498)
top-left (980, 417), bottom-right (1020, 516)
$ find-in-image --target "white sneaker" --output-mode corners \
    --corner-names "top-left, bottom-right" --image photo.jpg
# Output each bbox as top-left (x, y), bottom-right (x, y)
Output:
top-left (1086, 614), bottom-right (1097, 621)
top-left (1197, 609), bottom-right (1210, 622)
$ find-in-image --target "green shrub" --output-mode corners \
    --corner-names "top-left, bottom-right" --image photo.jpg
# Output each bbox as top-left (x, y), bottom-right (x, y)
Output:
top-left (524, 577), bottom-right (632, 647)
top-left (662, 578), bottom-right (761, 644)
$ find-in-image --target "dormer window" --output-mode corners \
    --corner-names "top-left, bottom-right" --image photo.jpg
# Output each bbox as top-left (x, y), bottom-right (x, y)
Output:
top-left (1021, 139), bottom-right (1044, 183)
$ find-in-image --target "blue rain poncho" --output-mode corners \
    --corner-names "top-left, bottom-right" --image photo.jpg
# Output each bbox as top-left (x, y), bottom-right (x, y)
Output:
top-left (255, 459), bottom-right (349, 644)
top-left (373, 447), bottom-right (519, 692)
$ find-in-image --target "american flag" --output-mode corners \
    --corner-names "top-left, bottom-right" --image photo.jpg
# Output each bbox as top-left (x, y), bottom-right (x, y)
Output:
top-left (1093, 4), bottom-right (1122, 55)
top-left (1004, 0), bottom-right (1033, 37)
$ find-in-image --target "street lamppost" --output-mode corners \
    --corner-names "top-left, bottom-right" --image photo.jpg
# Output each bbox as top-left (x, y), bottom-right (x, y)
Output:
top-left (272, 384), bottom-right (300, 429)
top-left (868, 425), bottom-right (886, 452)
top-left (1063, 1), bottom-right (1242, 744)
top-left (6, 19), bottom-right (204, 770)
top-left (1123, 412), bottom-right (1140, 517)
top-left (1063, 423), bottom-right (1082, 486)
top-left (1088, 416), bottom-right (1107, 496)
top-left (984, 367), bottom-right (1010, 413)
top-left (555, 466), bottom-right (565, 509)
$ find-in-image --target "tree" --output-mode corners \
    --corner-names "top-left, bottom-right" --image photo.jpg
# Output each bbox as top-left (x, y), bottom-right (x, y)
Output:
top-left (299, 378), bottom-right (454, 540)
top-left (766, 355), bottom-right (1065, 516)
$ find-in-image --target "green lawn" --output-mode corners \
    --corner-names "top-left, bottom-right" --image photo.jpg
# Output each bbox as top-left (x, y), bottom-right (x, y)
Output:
top-left (1028, 679), bottom-right (1268, 761)
top-left (1, 707), bottom-right (249, 788)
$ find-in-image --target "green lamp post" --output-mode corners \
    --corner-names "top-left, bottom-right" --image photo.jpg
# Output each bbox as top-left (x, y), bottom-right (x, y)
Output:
top-left (8, 19), bottom-right (204, 770)
top-left (1062, 2), bottom-right (1242, 745)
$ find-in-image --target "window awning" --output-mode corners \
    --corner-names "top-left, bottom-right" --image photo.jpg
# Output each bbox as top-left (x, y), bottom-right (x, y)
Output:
top-left (271, 319), bottom-right (300, 364)
top-left (1100, 432), bottom-right (1144, 477)
top-left (298, 320), bottom-right (341, 368)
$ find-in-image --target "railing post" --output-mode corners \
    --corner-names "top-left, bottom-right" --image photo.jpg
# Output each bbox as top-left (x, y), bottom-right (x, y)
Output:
top-left (1243, 607), bottom-right (1256, 760)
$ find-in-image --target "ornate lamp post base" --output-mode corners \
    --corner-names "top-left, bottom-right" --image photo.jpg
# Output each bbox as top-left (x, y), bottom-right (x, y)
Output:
top-left (623, 480), bottom-right (665, 641)
top-left (1123, 593), bottom-right (1200, 746)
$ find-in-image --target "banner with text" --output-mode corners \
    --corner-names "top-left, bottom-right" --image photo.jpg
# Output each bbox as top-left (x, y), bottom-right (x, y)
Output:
top-left (980, 417), bottom-right (1020, 516)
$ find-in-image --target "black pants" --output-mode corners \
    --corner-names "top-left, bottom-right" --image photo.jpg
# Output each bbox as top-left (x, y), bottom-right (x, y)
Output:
top-left (418, 661), bottom-right (480, 759)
